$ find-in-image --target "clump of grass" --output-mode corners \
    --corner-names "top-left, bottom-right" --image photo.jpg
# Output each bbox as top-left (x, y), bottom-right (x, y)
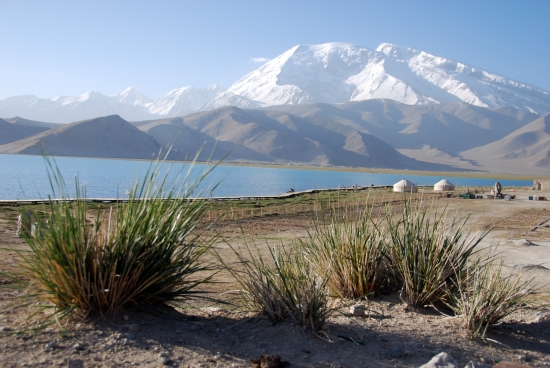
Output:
top-left (301, 203), bottom-right (388, 298)
top-left (222, 239), bottom-right (331, 332)
top-left (447, 258), bottom-right (535, 340)
top-left (9, 154), bottom-right (218, 320)
top-left (384, 198), bottom-right (489, 307)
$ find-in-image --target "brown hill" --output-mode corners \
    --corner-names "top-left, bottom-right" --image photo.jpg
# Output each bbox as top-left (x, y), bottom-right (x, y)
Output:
top-left (462, 113), bottom-right (550, 174)
top-left (0, 118), bottom-right (50, 145)
top-left (138, 106), bottom-right (455, 170)
top-left (266, 100), bottom-right (537, 155)
top-left (3, 116), bottom-right (60, 129)
top-left (0, 115), bottom-right (181, 160)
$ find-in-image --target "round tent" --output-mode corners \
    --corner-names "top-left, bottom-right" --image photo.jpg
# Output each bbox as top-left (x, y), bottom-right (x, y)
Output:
top-left (434, 179), bottom-right (455, 191)
top-left (393, 179), bottom-right (417, 193)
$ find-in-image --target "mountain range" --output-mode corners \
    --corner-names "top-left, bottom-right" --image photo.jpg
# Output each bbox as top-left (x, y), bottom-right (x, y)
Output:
top-left (0, 103), bottom-right (548, 175)
top-left (1, 42), bottom-right (549, 124)
top-left (1, 42), bottom-right (549, 174)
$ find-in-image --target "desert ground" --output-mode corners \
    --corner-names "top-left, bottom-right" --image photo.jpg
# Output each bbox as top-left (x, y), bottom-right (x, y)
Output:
top-left (0, 186), bottom-right (549, 367)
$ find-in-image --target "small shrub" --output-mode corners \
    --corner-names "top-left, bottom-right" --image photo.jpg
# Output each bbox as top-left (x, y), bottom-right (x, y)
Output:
top-left (301, 203), bottom-right (388, 298)
top-left (385, 198), bottom-right (489, 307)
top-left (10, 155), bottom-right (218, 319)
top-left (222, 239), bottom-right (331, 332)
top-left (448, 258), bottom-right (534, 340)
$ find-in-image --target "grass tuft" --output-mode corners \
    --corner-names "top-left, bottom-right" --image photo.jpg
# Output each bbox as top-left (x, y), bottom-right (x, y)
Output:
top-left (221, 238), bottom-right (331, 332)
top-left (384, 197), bottom-right (489, 307)
top-left (301, 202), bottom-right (388, 298)
top-left (448, 257), bottom-right (535, 339)
top-left (9, 154), bottom-right (218, 320)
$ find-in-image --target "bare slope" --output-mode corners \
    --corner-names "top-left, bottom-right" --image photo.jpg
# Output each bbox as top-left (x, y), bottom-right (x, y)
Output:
top-left (0, 115), bottom-right (180, 160)
top-left (0, 118), bottom-right (50, 145)
top-left (3, 116), bottom-right (60, 129)
top-left (266, 100), bottom-right (537, 155)
top-left (462, 113), bottom-right (550, 174)
top-left (138, 106), bottom-right (454, 170)
top-left (137, 117), bottom-right (266, 162)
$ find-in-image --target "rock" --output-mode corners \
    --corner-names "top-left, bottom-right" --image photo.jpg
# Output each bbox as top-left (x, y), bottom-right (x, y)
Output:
top-left (123, 315), bottom-right (129, 321)
top-left (0, 326), bottom-right (12, 332)
top-left (67, 359), bottom-right (84, 368)
top-left (157, 356), bottom-right (170, 365)
top-left (250, 355), bottom-right (290, 368)
top-left (464, 361), bottom-right (491, 368)
top-left (514, 239), bottom-right (539, 246)
top-left (72, 343), bottom-right (85, 351)
top-left (349, 304), bottom-right (366, 316)
top-left (419, 352), bottom-right (457, 368)
top-left (45, 341), bottom-right (57, 351)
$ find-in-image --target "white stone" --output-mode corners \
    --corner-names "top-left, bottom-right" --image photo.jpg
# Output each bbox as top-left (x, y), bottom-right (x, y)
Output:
top-left (419, 352), bottom-right (457, 368)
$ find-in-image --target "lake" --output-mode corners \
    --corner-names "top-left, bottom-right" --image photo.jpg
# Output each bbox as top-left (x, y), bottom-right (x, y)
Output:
top-left (0, 154), bottom-right (533, 200)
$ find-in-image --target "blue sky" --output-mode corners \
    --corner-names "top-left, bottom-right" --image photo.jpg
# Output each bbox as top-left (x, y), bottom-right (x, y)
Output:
top-left (1, 0), bottom-right (548, 100)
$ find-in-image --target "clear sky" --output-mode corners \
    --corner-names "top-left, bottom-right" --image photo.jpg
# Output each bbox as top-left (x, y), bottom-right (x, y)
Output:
top-left (1, 0), bottom-right (548, 100)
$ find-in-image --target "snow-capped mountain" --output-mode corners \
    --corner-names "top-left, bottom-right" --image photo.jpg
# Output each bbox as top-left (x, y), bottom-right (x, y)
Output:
top-left (1, 42), bottom-right (549, 124)
top-left (208, 42), bottom-right (550, 114)
top-left (110, 87), bottom-right (153, 106)
top-left (148, 84), bottom-right (225, 116)
top-left (0, 92), bottom-right (156, 124)
top-left (0, 85), bottom-right (226, 124)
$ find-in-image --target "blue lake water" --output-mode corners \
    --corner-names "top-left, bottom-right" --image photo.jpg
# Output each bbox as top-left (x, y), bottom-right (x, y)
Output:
top-left (0, 154), bottom-right (533, 200)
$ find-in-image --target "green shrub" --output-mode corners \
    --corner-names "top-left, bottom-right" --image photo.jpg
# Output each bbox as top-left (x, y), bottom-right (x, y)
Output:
top-left (301, 203), bottom-right (388, 298)
top-left (448, 258), bottom-right (534, 339)
top-left (384, 198), bottom-right (489, 307)
top-left (11, 155), bottom-right (218, 319)
top-left (222, 239), bottom-right (331, 332)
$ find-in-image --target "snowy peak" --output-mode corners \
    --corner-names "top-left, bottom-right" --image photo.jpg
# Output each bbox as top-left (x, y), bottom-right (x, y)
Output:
top-left (111, 87), bottom-right (153, 106)
top-left (376, 43), bottom-right (420, 61)
top-left (217, 42), bottom-right (550, 114)
top-left (224, 42), bottom-right (381, 108)
top-left (1, 42), bottom-right (549, 124)
top-left (147, 85), bottom-right (226, 116)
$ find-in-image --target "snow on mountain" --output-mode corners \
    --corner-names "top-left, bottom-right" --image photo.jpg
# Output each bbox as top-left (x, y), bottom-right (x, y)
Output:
top-left (2, 42), bottom-right (549, 124)
top-left (201, 91), bottom-right (265, 111)
top-left (209, 42), bottom-right (550, 114)
top-left (376, 43), bottom-right (550, 113)
top-left (148, 84), bottom-right (226, 116)
top-left (0, 91), bottom-right (158, 124)
top-left (110, 87), bottom-right (153, 106)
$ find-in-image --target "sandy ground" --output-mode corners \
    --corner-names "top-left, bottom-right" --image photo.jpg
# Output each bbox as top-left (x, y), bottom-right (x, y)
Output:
top-left (0, 188), bottom-right (549, 367)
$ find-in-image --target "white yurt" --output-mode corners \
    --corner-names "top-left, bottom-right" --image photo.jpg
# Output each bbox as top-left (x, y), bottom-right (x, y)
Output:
top-left (393, 179), bottom-right (417, 193)
top-left (434, 179), bottom-right (455, 191)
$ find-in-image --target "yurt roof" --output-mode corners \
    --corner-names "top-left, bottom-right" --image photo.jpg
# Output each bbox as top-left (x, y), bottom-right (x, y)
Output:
top-left (394, 179), bottom-right (416, 187)
top-left (434, 179), bottom-right (455, 186)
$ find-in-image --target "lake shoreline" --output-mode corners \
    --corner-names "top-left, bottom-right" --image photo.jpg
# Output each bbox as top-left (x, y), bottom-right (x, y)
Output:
top-left (0, 153), bottom-right (543, 181)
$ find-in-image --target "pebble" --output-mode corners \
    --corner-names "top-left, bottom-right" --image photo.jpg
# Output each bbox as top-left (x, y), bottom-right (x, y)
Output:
top-left (0, 326), bottom-right (12, 332)
top-left (349, 304), bottom-right (366, 317)
top-left (157, 355), bottom-right (170, 365)
top-left (419, 352), bottom-right (457, 368)
top-left (44, 341), bottom-right (57, 351)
